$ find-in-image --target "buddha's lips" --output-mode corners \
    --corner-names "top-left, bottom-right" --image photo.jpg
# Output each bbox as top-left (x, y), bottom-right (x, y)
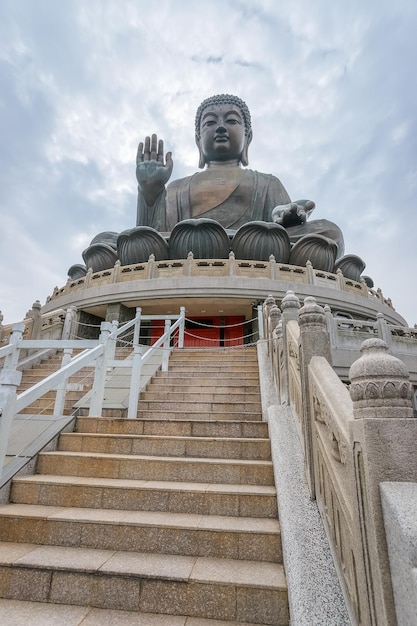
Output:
top-left (214, 136), bottom-right (229, 142)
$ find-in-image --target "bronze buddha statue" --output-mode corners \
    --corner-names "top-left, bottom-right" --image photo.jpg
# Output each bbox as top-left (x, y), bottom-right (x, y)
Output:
top-left (75, 94), bottom-right (365, 279)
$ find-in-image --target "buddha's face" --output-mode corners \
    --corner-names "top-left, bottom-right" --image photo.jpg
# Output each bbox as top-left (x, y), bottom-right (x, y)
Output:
top-left (198, 103), bottom-right (247, 163)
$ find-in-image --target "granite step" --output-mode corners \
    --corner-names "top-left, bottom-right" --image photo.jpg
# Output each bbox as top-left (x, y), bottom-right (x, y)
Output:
top-left (0, 543), bottom-right (288, 624)
top-left (135, 410), bottom-right (262, 421)
top-left (58, 433), bottom-right (271, 460)
top-left (167, 365), bottom-right (259, 373)
top-left (0, 503), bottom-right (281, 562)
top-left (76, 417), bottom-right (269, 439)
top-left (10, 475), bottom-right (278, 518)
top-left (35, 452), bottom-right (274, 486)
top-left (137, 400), bottom-right (261, 414)
top-left (150, 376), bottom-right (260, 387)
top-left (142, 391), bottom-right (260, 403)
top-left (144, 382), bottom-right (261, 392)
top-left (0, 599), bottom-right (265, 626)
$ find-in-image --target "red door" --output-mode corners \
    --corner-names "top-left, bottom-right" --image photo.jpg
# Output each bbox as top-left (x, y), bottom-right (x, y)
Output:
top-left (151, 316), bottom-right (246, 348)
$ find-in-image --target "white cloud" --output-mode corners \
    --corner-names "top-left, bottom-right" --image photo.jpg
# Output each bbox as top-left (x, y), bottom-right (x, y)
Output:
top-left (0, 0), bottom-right (416, 326)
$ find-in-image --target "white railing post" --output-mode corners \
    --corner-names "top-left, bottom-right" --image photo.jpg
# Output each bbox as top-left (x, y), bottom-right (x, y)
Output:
top-left (108, 320), bottom-right (119, 366)
top-left (127, 308), bottom-right (143, 419)
top-left (133, 307), bottom-right (142, 346)
top-left (53, 348), bottom-right (73, 416)
top-left (89, 321), bottom-right (112, 416)
top-left (127, 345), bottom-right (143, 419)
top-left (162, 319), bottom-right (171, 372)
top-left (178, 307), bottom-right (185, 348)
top-left (0, 323), bottom-right (24, 475)
top-left (257, 305), bottom-right (264, 340)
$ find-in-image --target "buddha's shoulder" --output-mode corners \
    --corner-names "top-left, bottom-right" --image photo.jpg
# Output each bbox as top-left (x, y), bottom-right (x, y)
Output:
top-left (167, 175), bottom-right (193, 193)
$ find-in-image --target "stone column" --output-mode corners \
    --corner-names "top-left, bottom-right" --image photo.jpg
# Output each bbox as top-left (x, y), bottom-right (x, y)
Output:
top-left (349, 338), bottom-right (416, 626)
top-left (298, 296), bottom-right (332, 498)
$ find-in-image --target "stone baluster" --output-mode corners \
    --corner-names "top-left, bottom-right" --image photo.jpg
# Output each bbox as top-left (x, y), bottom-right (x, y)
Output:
top-left (298, 296), bottom-right (332, 498)
top-left (228, 250), bottom-right (236, 276)
top-left (28, 300), bottom-right (42, 341)
top-left (269, 254), bottom-right (276, 280)
top-left (62, 306), bottom-right (78, 340)
top-left (262, 295), bottom-right (276, 353)
top-left (376, 313), bottom-right (392, 347)
top-left (280, 290), bottom-right (301, 406)
top-left (306, 259), bottom-right (315, 284)
top-left (324, 304), bottom-right (337, 350)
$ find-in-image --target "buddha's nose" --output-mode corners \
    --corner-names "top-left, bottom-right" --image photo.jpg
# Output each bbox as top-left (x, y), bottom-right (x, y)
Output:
top-left (216, 125), bottom-right (227, 134)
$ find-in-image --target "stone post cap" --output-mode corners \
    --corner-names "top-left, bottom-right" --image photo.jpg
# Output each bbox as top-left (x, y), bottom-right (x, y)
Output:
top-left (281, 290), bottom-right (300, 311)
top-left (299, 296), bottom-right (326, 331)
top-left (269, 304), bottom-right (282, 332)
top-left (349, 338), bottom-right (414, 419)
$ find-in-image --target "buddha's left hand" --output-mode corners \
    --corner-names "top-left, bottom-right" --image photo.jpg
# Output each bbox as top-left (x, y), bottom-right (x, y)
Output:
top-left (271, 199), bottom-right (315, 227)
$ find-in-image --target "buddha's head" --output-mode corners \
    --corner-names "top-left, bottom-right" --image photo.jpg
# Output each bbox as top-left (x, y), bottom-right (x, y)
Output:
top-left (195, 94), bottom-right (253, 168)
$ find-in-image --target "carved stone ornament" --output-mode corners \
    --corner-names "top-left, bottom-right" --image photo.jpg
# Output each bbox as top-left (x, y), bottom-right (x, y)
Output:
top-left (67, 264), bottom-right (87, 280)
top-left (289, 233), bottom-right (338, 272)
top-left (81, 231), bottom-right (119, 273)
top-left (334, 254), bottom-right (366, 281)
top-left (231, 221), bottom-right (291, 262)
top-left (117, 226), bottom-right (170, 265)
top-left (169, 219), bottom-right (230, 259)
top-left (349, 338), bottom-right (414, 418)
top-left (82, 243), bottom-right (118, 273)
top-left (298, 296), bottom-right (326, 332)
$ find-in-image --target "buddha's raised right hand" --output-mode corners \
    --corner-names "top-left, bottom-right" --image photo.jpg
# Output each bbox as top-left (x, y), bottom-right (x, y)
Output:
top-left (136, 134), bottom-right (173, 206)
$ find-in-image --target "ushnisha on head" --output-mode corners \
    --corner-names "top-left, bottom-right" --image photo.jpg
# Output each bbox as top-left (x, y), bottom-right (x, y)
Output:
top-left (195, 94), bottom-right (253, 168)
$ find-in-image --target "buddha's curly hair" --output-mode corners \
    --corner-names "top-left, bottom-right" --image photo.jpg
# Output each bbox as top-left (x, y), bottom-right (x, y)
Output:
top-left (195, 94), bottom-right (252, 139)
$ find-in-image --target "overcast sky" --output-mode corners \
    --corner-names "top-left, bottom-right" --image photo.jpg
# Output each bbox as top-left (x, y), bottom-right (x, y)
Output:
top-left (1, 0), bottom-right (416, 327)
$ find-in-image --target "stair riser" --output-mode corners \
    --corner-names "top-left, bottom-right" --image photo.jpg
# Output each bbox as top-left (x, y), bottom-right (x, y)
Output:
top-left (58, 434), bottom-right (271, 460)
top-left (0, 567), bottom-right (288, 624)
top-left (11, 482), bottom-right (278, 518)
top-left (0, 518), bottom-right (281, 562)
top-left (36, 455), bottom-right (274, 486)
top-left (156, 371), bottom-right (259, 379)
top-left (76, 417), bottom-right (269, 439)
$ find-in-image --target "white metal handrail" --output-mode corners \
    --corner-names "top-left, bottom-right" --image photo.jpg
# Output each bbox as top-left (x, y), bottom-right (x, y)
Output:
top-left (0, 306), bottom-right (186, 475)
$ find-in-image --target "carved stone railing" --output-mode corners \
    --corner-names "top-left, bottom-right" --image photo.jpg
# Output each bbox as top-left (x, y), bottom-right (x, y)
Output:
top-left (263, 292), bottom-right (417, 626)
top-left (0, 302), bottom-right (70, 349)
top-left (47, 254), bottom-right (392, 306)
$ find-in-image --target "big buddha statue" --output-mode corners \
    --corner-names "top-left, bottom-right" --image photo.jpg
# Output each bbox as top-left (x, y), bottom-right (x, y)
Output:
top-left (74, 94), bottom-right (366, 282)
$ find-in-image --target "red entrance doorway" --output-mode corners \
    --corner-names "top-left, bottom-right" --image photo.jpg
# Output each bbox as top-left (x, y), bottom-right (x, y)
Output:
top-left (151, 316), bottom-right (245, 348)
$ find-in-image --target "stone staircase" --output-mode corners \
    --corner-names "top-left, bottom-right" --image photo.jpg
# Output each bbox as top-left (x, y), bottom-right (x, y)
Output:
top-left (0, 346), bottom-right (289, 625)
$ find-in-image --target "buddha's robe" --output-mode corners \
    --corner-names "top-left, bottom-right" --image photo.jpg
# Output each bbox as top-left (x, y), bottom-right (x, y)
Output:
top-left (136, 169), bottom-right (290, 233)
top-left (136, 167), bottom-right (344, 255)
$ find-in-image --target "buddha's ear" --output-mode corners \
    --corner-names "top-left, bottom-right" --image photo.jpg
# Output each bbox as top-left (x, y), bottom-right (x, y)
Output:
top-left (195, 134), bottom-right (205, 169)
top-left (241, 129), bottom-right (253, 167)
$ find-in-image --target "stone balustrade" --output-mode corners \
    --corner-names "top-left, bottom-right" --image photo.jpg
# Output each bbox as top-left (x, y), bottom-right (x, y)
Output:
top-left (263, 292), bottom-right (417, 626)
top-left (48, 254), bottom-right (387, 303)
